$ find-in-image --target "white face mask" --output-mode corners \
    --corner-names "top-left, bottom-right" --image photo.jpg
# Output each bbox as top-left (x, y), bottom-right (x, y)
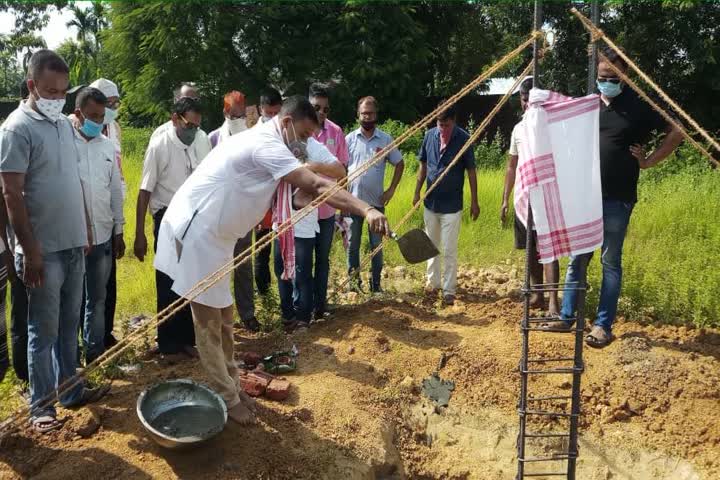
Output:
top-left (227, 116), bottom-right (247, 135)
top-left (34, 89), bottom-right (66, 122)
top-left (103, 107), bottom-right (118, 125)
top-left (283, 120), bottom-right (308, 163)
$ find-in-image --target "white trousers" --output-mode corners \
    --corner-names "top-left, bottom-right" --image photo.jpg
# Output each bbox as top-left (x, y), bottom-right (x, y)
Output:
top-left (424, 208), bottom-right (462, 296)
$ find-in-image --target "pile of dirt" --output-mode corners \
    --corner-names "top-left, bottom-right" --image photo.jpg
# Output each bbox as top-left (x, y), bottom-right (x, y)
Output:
top-left (1, 266), bottom-right (718, 479)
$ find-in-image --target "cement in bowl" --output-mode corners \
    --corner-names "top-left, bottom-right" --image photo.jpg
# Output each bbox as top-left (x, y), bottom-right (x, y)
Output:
top-left (137, 379), bottom-right (227, 449)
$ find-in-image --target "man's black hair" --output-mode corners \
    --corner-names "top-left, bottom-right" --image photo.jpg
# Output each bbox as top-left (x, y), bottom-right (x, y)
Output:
top-left (280, 95), bottom-right (318, 125)
top-left (26, 49), bottom-right (69, 81)
top-left (600, 46), bottom-right (629, 70)
top-left (437, 100), bottom-right (457, 121)
top-left (260, 87), bottom-right (282, 106)
top-left (172, 96), bottom-right (203, 116)
top-left (309, 82), bottom-right (329, 99)
top-left (75, 87), bottom-right (107, 110)
top-left (19, 79), bottom-right (29, 99)
top-left (519, 77), bottom-right (533, 96)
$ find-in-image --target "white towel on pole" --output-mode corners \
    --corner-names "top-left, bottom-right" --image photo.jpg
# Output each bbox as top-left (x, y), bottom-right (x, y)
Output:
top-left (515, 89), bottom-right (603, 264)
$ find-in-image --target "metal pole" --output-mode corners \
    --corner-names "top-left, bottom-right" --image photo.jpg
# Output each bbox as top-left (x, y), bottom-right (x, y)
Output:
top-left (518, 4), bottom-right (542, 479)
top-left (532, 0), bottom-right (543, 88)
top-left (586, 0), bottom-right (601, 94)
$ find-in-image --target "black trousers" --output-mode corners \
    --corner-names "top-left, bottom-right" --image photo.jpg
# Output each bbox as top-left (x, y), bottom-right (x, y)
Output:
top-left (254, 228), bottom-right (272, 295)
top-left (153, 208), bottom-right (195, 354)
top-left (104, 256), bottom-right (117, 345)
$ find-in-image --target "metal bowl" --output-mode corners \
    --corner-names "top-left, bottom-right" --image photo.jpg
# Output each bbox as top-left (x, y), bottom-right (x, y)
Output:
top-left (137, 379), bottom-right (227, 449)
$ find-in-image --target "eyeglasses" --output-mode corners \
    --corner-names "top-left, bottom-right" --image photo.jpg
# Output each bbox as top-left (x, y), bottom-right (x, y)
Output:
top-left (597, 77), bottom-right (621, 85)
top-left (107, 99), bottom-right (121, 109)
top-left (180, 115), bottom-right (200, 129)
top-left (313, 104), bottom-right (330, 114)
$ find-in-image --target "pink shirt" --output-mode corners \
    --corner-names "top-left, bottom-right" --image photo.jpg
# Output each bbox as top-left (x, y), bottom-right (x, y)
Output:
top-left (313, 118), bottom-right (349, 219)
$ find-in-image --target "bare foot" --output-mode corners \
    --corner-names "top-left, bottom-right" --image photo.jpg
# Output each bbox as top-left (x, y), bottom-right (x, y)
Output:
top-left (238, 391), bottom-right (257, 413)
top-left (228, 402), bottom-right (255, 424)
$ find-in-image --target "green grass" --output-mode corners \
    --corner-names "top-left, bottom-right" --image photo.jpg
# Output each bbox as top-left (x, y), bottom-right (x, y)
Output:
top-left (77, 127), bottom-right (720, 329)
top-left (2, 127), bottom-right (718, 416)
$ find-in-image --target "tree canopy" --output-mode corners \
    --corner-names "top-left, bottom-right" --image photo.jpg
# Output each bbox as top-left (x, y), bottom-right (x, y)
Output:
top-left (2, 1), bottom-right (718, 132)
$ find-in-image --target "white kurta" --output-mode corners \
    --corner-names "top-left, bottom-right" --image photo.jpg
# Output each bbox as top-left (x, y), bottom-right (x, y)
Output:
top-left (154, 119), bottom-right (302, 308)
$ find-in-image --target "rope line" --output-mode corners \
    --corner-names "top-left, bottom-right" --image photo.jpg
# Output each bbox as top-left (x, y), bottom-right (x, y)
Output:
top-left (0, 32), bottom-right (542, 436)
top-left (331, 62), bottom-right (534, 301)
top-left (571, 7), bottom-right (720, 166)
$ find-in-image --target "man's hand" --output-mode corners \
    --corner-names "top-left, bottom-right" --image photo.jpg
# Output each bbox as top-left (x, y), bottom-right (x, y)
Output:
top-left (500, 202), bottom-right (508, 225)
top-left (470, 201), bottom-right (481, 221)
top-left (85, 226), bottom-right (94, 256)
top-left (365, 208), bottom-right (390, 236)
top-left (381, 187), bottom-right (396, 206)
top-left (23, 244), bottom-right (44, 288)
top-left (630, 144), bottom-right (650, 168)
top-left (113, 234), bottom-right (126, 260)
top-left (134, 233), bottom-right (148, 262)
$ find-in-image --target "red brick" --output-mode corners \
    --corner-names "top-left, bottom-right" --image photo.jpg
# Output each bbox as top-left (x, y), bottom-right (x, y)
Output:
top-left (238, 372), bottom-right (269, 397)
top-left (266, 378), bottom-right (291, 401)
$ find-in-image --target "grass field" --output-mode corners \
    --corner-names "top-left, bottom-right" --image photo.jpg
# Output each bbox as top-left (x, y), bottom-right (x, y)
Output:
top-left (1, 125), bottom-right (718, 415)
top-left (115, 127), bottom-right (720, 328)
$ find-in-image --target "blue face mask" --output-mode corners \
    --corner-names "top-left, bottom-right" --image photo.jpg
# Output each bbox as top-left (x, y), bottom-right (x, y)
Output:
top-left (596, 79), bottom-right (623, 98)
top-left (80, 117), bottom-right (103, 138)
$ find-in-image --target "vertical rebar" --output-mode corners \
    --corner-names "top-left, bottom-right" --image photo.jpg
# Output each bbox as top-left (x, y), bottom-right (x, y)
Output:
top-left (566, 257), bottom-right (588, 479)
top-left (518, 4), bottom-right (543, 479)
top-left (586, 0), bottom-right (601, 94)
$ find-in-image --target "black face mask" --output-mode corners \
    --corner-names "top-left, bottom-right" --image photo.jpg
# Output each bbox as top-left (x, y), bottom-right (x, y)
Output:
top-left (361, 120), bottom-right (377, 130)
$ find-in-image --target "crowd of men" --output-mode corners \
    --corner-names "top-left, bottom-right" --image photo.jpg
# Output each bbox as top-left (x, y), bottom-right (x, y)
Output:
top-left (0, 45), bottom-right (682, 428)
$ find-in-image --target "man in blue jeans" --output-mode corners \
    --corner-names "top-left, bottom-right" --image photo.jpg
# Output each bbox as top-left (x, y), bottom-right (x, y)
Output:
top-left (309, 83), bottom-right (349, 319)
top-left (0, 50), bottom-right (109, 433)
top-left (346, 96), bottom-right (404, 293)
top-left (73, 87), bottom-right (125, 364)
top-left (555, 47), bottom-right (683, 348)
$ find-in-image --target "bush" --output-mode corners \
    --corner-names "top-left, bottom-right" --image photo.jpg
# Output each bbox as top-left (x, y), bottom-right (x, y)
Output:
top-left (473, 135), bottom-right (507, 170)
top-left (121, 127), bottom-right (153, 160)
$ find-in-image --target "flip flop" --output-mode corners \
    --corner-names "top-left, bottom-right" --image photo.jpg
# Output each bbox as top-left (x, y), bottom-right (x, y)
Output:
top-left (32, 415), bottom-right (63, 434)
top-left (585, 325), bottom-right (613, 348)
top-left (539, 318), bottom-right (573, 331)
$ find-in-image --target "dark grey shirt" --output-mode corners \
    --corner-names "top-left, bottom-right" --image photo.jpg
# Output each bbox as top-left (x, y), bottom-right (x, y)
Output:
top-left (0, 102), bottom-right (87, 254)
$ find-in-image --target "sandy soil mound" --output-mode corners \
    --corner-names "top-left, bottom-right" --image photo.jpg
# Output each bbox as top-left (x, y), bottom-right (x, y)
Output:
top-left (1, 267), bottom-right (718, 479)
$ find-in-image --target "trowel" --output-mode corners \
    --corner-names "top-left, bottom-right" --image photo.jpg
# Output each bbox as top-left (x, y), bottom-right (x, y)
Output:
top-left (390, 228), bottom-right (439, 264)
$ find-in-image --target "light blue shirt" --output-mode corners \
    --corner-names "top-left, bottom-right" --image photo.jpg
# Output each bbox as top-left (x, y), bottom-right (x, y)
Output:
top-left (345, 127), bottom-right (402, 208)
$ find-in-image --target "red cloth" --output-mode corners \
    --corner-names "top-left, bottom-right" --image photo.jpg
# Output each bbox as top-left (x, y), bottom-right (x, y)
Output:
top-left (259, 209), bottom-right (272, 229)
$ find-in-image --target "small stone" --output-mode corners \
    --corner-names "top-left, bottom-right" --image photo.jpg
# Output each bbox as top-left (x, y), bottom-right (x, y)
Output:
top-left (380, 343), bottom-right (391, 353)
top-left (322, 346), bottom-right (334, 355)
top-left (376, 334), bottom-right (389, 345)
top-left (399, 376), bottom-right (416, 394)
top-left (347, 346), bottom-right (355, 355)
top-left (293, 408), bottom-right (313, 423)
top-left (559, 381), bottom-right (572, 389)
top-left (367, 364), bottom-right (375, 372)
top-left (336, 329), bottom-right (343, 335)
top-left (74, 407), bottom-right (102, 438)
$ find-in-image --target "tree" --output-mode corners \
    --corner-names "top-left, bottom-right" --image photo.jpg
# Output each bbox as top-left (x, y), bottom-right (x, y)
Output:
top-left (60, 1), bottom-right (110, 86)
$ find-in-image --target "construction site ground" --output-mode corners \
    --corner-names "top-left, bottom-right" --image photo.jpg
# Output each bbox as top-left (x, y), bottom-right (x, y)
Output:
top-left (1, 266), bottom-right (718, 480)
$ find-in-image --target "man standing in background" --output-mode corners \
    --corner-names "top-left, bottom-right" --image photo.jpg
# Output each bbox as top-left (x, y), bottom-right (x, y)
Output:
top-left (308, 83), bottom-right (348, 319)
top-left (415, 103), bottom-right (480, 306)
top-left (208, 90), bottom-right (260, 332)
top-left (88, 77), bottom-right (124, 348)
top-left (134, 96), bottom-right (207, 358)
top-left (346, 96), bottom-right (404, 293)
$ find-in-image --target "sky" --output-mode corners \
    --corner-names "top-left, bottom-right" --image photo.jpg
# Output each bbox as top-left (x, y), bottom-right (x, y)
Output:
top-left (0, 2), bottom-right (95, 50)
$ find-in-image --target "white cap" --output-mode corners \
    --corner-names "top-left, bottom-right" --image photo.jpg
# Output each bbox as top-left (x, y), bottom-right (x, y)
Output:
top-left (89, 78), bottom-right (120, 99)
